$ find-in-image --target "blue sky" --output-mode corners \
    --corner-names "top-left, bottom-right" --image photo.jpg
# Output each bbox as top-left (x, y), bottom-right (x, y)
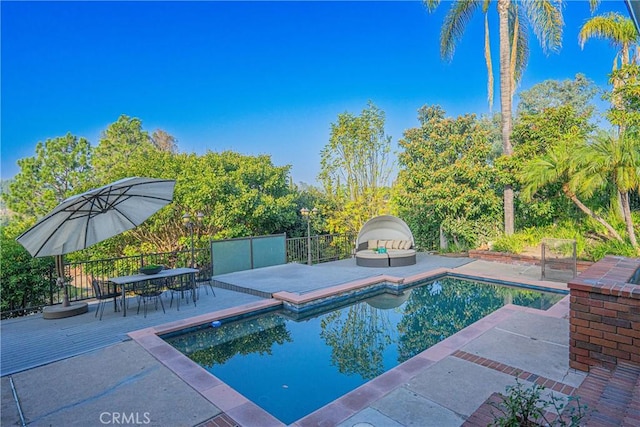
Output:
top-left (1, 1), bottom-right (627, 185)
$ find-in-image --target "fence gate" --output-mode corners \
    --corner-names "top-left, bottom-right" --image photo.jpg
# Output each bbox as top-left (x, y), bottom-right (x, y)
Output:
top-left (541, 238), bottom-right (577, 280)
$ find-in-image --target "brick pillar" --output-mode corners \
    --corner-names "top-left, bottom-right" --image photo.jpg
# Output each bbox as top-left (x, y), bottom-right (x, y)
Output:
top-left (568, 256), bottom-right (640, 372)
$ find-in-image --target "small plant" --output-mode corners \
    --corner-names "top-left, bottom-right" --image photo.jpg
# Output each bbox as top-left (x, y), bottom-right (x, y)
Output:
top-left (490, 379), bottom-right (587, 427)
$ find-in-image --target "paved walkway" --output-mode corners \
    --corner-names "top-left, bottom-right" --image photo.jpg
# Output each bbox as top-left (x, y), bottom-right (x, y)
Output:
top-left (1, 255), bottom-right (584, 426)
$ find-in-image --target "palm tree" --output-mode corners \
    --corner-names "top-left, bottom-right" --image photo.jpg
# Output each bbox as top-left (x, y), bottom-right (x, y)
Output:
top-left (423, 0), bottom-right (564, 235)
top-left (576, 131), bottom-right (640, 247)
top-left (580, 12), bottom-right (639, 223)
top-left (520, 140), bottom-right (624, 243)
top-left (579, 12), bottom-right (638, 71)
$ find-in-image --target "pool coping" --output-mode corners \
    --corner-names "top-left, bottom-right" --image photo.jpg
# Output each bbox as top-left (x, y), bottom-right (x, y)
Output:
top-left (128, 266), bottom-right (570, 427)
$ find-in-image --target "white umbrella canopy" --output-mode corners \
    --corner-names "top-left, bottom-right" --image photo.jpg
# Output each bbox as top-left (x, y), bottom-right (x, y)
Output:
top-left (17, 177), bottom-right (176, 257)
top-left (16, 177), bottom-right (176, 308)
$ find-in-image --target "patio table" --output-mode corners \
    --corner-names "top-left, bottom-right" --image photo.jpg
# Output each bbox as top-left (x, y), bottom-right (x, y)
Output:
top-left (109, 267), bottom-right (198, 316)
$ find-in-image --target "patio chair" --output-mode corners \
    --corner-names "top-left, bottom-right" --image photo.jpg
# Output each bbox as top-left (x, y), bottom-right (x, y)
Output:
top-left (91, 279), bottom-right (121, 320)
top-left (195, 264), bottom-right (216, 297)
top-left (166, 275), bottom-right (196, 311)
top-left (134, 279), bottom-right (166, 317)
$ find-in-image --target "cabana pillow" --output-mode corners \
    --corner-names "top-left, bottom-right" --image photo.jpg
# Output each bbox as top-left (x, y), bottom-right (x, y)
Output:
top-left (368, 240), bottom-right (378, 250)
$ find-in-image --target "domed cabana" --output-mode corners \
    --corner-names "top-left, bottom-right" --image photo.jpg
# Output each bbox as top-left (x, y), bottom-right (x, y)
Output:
top-left (355, 215), bottom-right (416, 267)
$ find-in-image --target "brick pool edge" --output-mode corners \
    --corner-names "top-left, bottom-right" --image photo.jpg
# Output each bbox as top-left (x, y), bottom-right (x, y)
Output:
top-left (568, 256), bottom-right (640, 372)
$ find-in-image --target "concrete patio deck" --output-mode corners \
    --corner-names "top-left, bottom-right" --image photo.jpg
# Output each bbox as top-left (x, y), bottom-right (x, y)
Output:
top-left (1, 254), bottom-right (585, 426)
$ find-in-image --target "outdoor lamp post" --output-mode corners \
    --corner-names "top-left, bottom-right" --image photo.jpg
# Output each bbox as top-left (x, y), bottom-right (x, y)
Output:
top-left (300, 207), bottom-right (318, 265)
top-left (182, 212), bottom-right (204, 268)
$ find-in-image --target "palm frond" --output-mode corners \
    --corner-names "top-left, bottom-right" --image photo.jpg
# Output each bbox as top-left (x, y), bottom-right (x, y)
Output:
top-left (423, 0), bottom-right (442, 13)
top-left (579, 12), bottom-right (638, 50)
top-left (482, 0), bottom-right (491, 14)
top-left (520, 155), bottom-right (562, 201)
top-left (440, 0), bottom-right (481, 61)
top-left (485, 13), bottom-right (494, 109)
top-left (522, 0), bottom-right (564, 54)
top-left (509, 5), bottom-right (530, 88)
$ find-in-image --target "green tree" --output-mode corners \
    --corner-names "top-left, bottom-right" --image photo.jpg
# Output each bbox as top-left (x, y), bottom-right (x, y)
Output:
top-left (577, 130), bottom-right (640, 247)
top-left (3, 133), bottom-right (93, 220)
top-left (290, 183), bottom-right (331, 238)
top-left (516, 74), bottom-right (598, 117)
top-left (92, 114), bottom-right (155, 182)
top-left (394, 106), bottom-right (502, 250)
top-left (319, 101), bottom-right (393, 234)
top-left (88, 150), bottom-right (299, 257)
top-left (601, 64), bottom-right (640, 250)
top-left (510, 104), bottom-right (596, 228)
top-left (608, 64), bottom-right (640, 130)
top-left (520, 139), bottom-right (624, 242)
top-left (188, 151), bottom-right (298, 239)
top-left (424, 0), bottom-right (564, 235)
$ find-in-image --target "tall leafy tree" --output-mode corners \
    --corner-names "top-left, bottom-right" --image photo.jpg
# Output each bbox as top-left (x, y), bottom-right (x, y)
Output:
top-left (92, 114), bottom-right (155, 183)
top-left (3, 133), bottom-right (93, 220)
top-left (319, 101), bottom-right (393, 233)
top-left (516, 73), bottom-right (598, 117)
top-left (394, 106), bottom-right (502, 250)
top-left (423, 0), bottom-right (564, 235)
top-left (510, 104), bottom-right (595, 228)
top-left (177, 151), bottom-right (298, 241)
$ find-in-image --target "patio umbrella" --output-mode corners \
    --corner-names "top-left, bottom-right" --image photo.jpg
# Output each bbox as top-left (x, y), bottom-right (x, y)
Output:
top-left (16, 177), bottom-right (176, 308)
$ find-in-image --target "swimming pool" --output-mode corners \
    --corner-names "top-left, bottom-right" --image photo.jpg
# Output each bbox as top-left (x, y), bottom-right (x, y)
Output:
top-left (163, 277), bottom-right (564, 424)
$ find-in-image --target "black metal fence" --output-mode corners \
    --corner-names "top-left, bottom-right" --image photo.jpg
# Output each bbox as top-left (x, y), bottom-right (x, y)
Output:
top-left (2, 233), bottom-right (356, 318)
top-left (286, 233), bottom-right (356, 265)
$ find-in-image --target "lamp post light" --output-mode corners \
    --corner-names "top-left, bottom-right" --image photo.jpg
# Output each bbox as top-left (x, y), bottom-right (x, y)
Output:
top-left (182, 212), bottom-right (204, 268)
top-left (300, 207), bottom-right (318, 265)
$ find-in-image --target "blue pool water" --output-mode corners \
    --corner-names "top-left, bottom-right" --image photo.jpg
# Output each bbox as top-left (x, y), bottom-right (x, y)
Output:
top-left (163, 277), bottom-right (564, 424)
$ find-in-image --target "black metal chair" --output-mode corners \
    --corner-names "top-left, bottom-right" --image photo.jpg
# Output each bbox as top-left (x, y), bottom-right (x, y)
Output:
top-left (195, 264), bottom-right (216, 297)
top-left (134, 279), bottom-right (166, 317)
top-left (166, 275), bottom-right (196, 311)
top-left (91, 279), bottom-right (121, 320)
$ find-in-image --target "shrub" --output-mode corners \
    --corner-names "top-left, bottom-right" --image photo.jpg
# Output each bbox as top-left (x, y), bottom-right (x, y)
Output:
top-left (491, 379), bottom-right (587, 427)
top-left (491, 228), bottom-right (539, 254)
top-left (0, 228), bottom-right (55, 317)
top-left (586, 239), bottom-right (637, 261)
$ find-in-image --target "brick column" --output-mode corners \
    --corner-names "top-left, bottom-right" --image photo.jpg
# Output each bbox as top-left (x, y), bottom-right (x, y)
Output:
top-left (568, 256), bottom-right (640, 372)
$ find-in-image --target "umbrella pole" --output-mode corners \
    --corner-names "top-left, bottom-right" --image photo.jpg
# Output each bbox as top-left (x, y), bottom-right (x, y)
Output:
top-left (41, 255), bottom-right (87, 319)
top-left (56, 255), bottom-right (70, 307)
